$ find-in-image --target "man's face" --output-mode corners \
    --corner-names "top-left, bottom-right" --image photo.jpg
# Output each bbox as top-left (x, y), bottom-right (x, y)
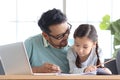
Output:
top-left (46, 22), bottom-right (71, 48)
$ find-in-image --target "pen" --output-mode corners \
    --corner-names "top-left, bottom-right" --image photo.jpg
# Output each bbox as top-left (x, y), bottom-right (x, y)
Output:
top-left (97, 58), bottom-right (116, 68)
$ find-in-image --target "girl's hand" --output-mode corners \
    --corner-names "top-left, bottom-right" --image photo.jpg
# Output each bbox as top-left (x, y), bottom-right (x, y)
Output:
top-left (84, 65), bottom-right (97, 73)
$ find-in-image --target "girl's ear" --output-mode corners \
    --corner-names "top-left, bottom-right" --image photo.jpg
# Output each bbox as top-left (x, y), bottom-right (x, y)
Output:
top-left (93, 41), bottom-right (97, 47)
top-left (42, 32), bottom-right (49, 40)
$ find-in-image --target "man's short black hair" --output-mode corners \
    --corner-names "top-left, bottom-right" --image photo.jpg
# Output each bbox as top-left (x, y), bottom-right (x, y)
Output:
top-left (38, 8), bottom-right (67, 33)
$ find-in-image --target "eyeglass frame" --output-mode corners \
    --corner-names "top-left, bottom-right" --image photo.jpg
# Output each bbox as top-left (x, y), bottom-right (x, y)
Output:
top-left (47, 23), bottom-right (72, 40)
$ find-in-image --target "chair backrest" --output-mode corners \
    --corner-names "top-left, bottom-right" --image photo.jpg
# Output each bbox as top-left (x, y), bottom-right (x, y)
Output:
top-left (116, 50), bottom-right (120, 74)
top-left (104, 59), bottom-right (118, 74)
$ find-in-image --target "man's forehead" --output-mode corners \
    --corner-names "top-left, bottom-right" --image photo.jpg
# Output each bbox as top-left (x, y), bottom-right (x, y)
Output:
top-left (49, 22), bottom-right (68, 34)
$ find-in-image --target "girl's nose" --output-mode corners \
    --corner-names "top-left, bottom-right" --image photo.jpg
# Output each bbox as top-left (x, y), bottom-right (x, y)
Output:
top-left (78, 48), bottom-right (83, 53)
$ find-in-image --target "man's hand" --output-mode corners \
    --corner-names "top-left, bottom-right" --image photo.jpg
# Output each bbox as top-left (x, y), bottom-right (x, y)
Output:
top-left (32, 63), bottom-right (61, 73)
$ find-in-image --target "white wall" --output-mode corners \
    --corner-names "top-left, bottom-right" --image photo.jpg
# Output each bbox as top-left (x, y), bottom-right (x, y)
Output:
top-left (98, 30), bottom-right (112, 58)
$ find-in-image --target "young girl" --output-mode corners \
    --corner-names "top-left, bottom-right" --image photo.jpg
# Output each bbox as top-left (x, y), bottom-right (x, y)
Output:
top-left (67, 24), bottom-right (112, 74)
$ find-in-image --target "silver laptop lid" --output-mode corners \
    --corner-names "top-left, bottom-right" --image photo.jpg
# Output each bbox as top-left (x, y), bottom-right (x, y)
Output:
top-left (0, 42), bottom-right (33, 75)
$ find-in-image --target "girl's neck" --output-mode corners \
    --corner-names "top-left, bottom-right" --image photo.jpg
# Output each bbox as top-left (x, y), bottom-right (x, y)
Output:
top-left (80, 54), bottom-right (90, 63)
top-left (80, 49), bottom-right (92, 62)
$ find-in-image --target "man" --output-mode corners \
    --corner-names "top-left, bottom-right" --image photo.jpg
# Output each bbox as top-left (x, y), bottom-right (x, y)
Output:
top-left (24, 8), bottom-right (72, 73)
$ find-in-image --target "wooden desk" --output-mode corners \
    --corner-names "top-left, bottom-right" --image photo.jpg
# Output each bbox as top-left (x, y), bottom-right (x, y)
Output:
top-left (0, 75), bottom-right (120, 80)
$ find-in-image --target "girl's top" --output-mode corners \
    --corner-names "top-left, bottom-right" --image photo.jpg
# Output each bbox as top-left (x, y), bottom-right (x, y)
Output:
top-left (67, 47), bottom-right (104, 74)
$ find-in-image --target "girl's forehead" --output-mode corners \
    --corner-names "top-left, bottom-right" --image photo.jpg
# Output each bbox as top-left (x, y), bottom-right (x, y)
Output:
top-left (75, 37), bottom-right (92, 42)
top-left (74, 37), bottom-right (94, 45)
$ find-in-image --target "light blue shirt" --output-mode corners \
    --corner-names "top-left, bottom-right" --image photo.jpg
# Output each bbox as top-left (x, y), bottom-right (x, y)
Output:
top-left (24, 34), bottom-right (70, 73)
top-left (67, 47), bottom-right (104, 74)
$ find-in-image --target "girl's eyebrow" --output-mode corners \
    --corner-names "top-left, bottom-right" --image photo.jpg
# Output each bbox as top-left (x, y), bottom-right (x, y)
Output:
top-left (83, 44), bottom-right (89, 46)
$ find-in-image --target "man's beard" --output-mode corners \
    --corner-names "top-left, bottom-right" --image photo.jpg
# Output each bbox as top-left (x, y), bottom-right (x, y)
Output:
top-left (49, 38), bottom-right (68, 48)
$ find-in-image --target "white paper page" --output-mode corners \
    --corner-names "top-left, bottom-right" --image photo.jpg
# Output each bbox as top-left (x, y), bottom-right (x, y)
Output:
top-left (33, 70), bottom-right (96, 76)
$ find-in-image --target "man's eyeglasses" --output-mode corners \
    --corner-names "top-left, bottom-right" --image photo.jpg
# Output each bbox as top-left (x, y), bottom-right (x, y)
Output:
top-left (48, 23), bottom-right (72, 40)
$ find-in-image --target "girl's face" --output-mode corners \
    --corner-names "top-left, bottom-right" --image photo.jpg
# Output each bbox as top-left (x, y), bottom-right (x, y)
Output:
top-left (73, 37), bottom-right (96, 58)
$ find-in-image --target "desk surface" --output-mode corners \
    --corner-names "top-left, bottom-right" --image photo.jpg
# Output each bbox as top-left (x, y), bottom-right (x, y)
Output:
top-left (0, 75), bottom-right (120, 80)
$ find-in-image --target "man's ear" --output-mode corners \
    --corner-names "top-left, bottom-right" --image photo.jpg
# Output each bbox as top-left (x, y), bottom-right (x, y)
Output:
top-left (42, 32), bottom-right (49, 40)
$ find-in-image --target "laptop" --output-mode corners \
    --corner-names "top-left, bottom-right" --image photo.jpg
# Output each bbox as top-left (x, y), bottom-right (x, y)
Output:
top-left (0, 42), bottom-right (33, 75)
top-left (0, 57), bottom-right (5, 75)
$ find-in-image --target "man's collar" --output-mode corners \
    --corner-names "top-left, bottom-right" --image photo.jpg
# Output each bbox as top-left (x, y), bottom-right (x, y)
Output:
top-left (42, 35), bottom-right (50, 47)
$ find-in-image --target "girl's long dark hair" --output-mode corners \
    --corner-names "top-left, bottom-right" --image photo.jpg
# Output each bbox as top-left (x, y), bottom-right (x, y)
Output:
top-left (74, 24), bottom-right (103, 68)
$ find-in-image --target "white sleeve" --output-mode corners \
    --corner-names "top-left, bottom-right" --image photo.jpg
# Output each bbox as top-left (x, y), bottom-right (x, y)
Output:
top-left (67, 48), bottom-right (86, 74)
top-left (98, 48), bottom-right (105, 66)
